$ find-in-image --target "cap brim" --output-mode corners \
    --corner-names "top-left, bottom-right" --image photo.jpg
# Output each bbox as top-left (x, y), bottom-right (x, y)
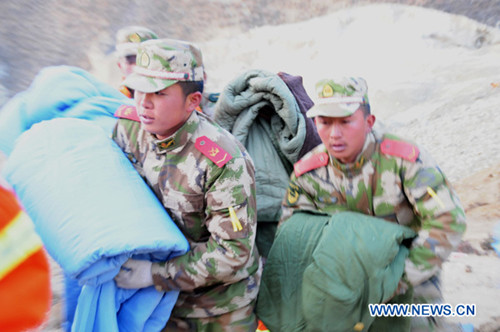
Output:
top-left (306, 102), bottom-right (361, 118)
top-left (123, 73), bottom-right (178, 93)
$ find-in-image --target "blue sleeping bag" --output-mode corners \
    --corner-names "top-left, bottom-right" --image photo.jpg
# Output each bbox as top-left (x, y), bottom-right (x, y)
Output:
top-left (3, 118), bottom-right (189, 331)
top-left (0, 65), bottom-right (131, 156)
top-left (493, 222), bottom-right (500, 257)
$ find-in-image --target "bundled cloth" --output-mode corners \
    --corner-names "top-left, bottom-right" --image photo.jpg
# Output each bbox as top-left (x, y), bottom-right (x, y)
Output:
top-left (214, 69), bottom-right (320, 222)
top-left (214, 69), bottom-right (321, 256)
top-left (256, 211), bottom-right (416, 332)
top-left (3, 118), bottom-right (189, 332)
top-left (493, 222), bottom-right (500, 257)
top-left (0, 65), bottom-right (130, 156)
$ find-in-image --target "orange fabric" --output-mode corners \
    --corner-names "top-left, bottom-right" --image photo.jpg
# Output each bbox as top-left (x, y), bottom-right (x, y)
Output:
top-left (119, 85), bottom-right (133, 99)
top-left (0, 186), bottom-right (52, 332)
top-left (256, 320), bottom-right (270, 332)
top-left (0, 186), bottom-right (19, 227)
top-left (0, 250), bottom-right (52, 332)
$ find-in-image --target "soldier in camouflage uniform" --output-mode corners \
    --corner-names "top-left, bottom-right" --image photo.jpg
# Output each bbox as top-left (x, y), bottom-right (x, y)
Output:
top-left (280, 77), bottom-right (466, 331)
top-left (114, 26), bottom-right (158, 98)
top-left (113, 39), bottom-right (262, 332)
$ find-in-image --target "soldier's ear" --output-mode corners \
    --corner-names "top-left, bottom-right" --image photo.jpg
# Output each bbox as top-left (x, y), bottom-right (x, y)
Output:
top-left (366, 114), bottom-right (376, 132)
top-left (185, 91), bottom-right (202, 112)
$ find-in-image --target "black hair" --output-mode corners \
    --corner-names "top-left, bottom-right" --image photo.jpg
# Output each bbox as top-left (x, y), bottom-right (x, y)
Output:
top-left (178, 81), bottom-right (204, 97)
top-left (124, 55), bottom-right (137, 65)
top-left (361, 103), bottom-right (371, 117)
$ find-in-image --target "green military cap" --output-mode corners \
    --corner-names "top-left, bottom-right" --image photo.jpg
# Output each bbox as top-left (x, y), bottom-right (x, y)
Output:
top-left (306, 77), bottom-right (369, 118)
top-left (115, 25), bottom-right (158, 57)
top-left (123, 38), bottom-right (205, 93)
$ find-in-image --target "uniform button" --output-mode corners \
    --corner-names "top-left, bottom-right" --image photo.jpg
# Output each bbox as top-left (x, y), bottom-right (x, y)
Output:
top-left (155, 285), bottom-right (163, 292)
top-left (353, 322), bottom-right (364, 331)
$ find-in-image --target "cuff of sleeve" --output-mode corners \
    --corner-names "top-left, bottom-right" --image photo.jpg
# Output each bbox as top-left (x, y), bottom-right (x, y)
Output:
top-left (405, 259), bottom-right (440, 286)
top-left (151, 262), bottom-right (170, 292)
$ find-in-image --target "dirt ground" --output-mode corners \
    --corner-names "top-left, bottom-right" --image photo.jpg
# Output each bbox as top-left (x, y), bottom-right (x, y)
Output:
top-left (442, 163), bottom-right (500, 331)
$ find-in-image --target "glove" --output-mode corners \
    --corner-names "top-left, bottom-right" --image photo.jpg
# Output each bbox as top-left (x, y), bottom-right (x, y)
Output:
top-left (114, 259), bottom-right (154, 289)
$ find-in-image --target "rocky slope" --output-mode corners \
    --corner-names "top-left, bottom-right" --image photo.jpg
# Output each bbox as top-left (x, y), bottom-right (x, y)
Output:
top-left (2, 0), bottom-right (500, 103)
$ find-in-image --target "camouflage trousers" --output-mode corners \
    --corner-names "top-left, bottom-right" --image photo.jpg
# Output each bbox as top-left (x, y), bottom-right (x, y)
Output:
top-left (410, 274), bottom-right (462, 332)
top-left (162, 301), bottom-right (258, 332)
top-left (371, 274), bottom-right (462, 331)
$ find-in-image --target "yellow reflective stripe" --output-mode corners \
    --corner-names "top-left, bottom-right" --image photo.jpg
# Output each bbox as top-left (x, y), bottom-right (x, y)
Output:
top-left (426, 186), bottom-right (445, 209)
top-left (228, 206), bottom-right (243, 232)
top-left (0, 211), bottom-right (43, 280)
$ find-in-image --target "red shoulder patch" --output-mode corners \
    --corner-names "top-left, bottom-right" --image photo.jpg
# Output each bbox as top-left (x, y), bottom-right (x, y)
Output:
top-left (380, 138), bottom-right (419, 162)
top-left (195, 136), bottom-right (233, 168)
top-left (294, 152), bottom-right (329, 177)
top-left (114, 105), bottom-right (140, 122)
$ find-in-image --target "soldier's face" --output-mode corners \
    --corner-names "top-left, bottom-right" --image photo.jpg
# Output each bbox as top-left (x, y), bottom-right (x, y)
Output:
top-left (315, 109), bottom-right (375, 164)
top-left (135, 84), bottom-right (200, 140)
top-left (117, 55), bottom-right (136, 78)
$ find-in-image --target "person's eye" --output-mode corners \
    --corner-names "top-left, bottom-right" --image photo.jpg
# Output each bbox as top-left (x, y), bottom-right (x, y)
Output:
top-left (155, 91), bottom-right (166, 96)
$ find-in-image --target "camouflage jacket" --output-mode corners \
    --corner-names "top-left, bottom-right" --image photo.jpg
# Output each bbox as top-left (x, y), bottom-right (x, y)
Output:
top-left (112, 111), bottom-right (262, 318)
top-left (280, 129), bottom-right (466, 287)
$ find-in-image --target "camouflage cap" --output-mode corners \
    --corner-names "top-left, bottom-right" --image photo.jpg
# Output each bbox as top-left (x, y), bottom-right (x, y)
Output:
top-left (306, 77), bottom-right (369, 118)
top-left (115, 26), bottom-right (158, 57)
top-left (123, 38), bottom-right (205, 93)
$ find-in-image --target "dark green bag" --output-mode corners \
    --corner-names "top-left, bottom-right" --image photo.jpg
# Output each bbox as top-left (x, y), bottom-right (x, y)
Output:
top-left (257, 211), bottom-right (415, 332)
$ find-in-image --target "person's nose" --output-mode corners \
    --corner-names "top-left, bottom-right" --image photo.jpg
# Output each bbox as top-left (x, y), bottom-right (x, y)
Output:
top-left (139, 93), bottom-right (153, 109)
top-left (329, 122), bottom-right (342, 139)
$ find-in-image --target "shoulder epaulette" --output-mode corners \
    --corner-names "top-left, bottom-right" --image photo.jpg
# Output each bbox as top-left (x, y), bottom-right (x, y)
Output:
top-left (294, 152), bottom-right (329, 177)
top-left (114, 105), bottom-right (140, 122)
top-left (195, 136), bottom-right (233, 168)
top-left (380, 138), bottom-right (419, 162)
